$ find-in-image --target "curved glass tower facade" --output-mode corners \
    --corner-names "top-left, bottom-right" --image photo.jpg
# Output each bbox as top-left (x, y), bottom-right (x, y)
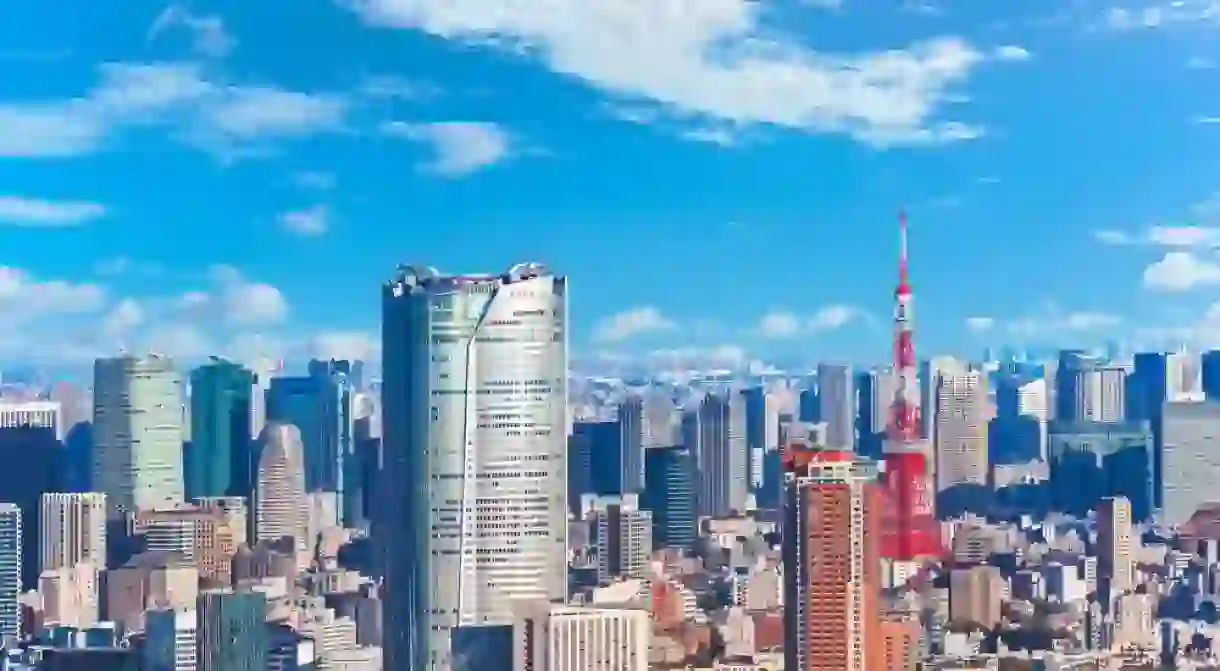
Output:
top-left (381, 263), bottom-right (568, 671)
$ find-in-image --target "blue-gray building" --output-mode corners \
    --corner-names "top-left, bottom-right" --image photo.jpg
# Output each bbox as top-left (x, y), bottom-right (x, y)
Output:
top-left (1048, 420), bottom-right (1155, 520)
top-left (643, 446), bottom-right (696, 550)
top-left (266, 361), bottom-right (356, 524)
top-left (198, 590), bottom-right (267, 671)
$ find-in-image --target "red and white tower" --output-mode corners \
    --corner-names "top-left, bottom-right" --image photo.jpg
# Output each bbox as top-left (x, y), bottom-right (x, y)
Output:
top-left (881, 210), bottom-right (940, 560)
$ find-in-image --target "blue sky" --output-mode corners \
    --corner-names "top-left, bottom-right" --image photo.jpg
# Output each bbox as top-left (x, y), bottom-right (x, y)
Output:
top-left (2, 0), bottom-right (1220, 372)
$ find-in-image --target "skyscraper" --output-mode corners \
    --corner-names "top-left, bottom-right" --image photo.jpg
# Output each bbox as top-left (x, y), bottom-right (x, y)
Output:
top-left (197, 590), bottom-right (267, 671)
top-left (93, 355), bottom-right (185, 518)
top-left (642, 446), bottom-right (696, 550)
top-left (254, 423), bottom-right (309, 569)
top-left (783, 450), bottom-right (882, 671)
top-left (934, 372), bottom-right (991, 503)
top-left (380, 263), bottom-right (568, 671)
top-left (816, 364), bottom-right (854, 451)
top-left (39, 493), bottom-right (107, 573)
top-left (0, 504), bottom-right (19, 641)
top-left (187, 358), bottom-right (255, 500)
top-left (1097, 496), bottom-right (1134, 594)
top-left (695, 391), bottom-right (748, 518)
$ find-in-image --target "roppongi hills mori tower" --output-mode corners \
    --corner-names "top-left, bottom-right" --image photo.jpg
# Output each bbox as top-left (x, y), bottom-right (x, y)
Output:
top-left (380, 263), bottom-right (569, 671)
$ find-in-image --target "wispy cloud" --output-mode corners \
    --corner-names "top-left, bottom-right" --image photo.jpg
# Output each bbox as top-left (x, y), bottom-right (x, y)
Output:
top-left (993, 45), bottom-right (1033, 61)
top-left (345, 0), bottom-right (1014, 148)
top-left (381, 121), bottom-right (514, 177)
top-left (0, 196), bottom-right (106, 227)
top-left (0, 62), bottom-right (348, 159)
top-left (148, 5), bottom-right (236, 58)
top-left (279, 205), bottom-right (330, 236)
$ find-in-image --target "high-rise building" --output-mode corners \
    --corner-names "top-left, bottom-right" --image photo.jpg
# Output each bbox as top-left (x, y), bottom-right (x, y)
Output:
top-left (39, 493), bottom-right (107, 574)
top-left (1098, 496), bottom-right (1134, 594)
top-left (266, 363), bottom-right (355, 523)
top-left (254, 423), bottom-right (309, 570)
top-left (1162, 401), bottom-right (1220, 526)
top-left (93, 355), bottom-right (185, 518)
top-left (695, 391), bottom-right (748, 518)
top-left (783, 449), bottom-right (882, 671)
top-left (816, 364), bottom-right (855, 451)
top-left (380, 263), bottom-right (567, 671)
top-left (642, 446), bottom-right (696, 550)
top-left (0, 399), bottom-right (63, 440)
top-left (197, 590), bottom-right (267, 671)
top-left (143, 608), bottom-right (197, 671)
top-left (0, 426), bottom-right (61, 588)
top-left (934, 373), bottom-right (991, 509)
top-left (949, 565), bottom-right (1004, 628)
top-left (187, 358), bottom-right (255, 500)
top-left (0, 504), bottom-right (20, 641)
top-left (1048, 421), bottom-right (1154, 520)
top-left (583, 493), bottom-right (652, 584)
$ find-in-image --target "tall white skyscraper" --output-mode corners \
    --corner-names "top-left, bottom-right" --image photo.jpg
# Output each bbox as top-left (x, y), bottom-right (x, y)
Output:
top-left (39, 493), bottom-right (107, 573)
top-left (93, 355), bottom-right (185, 517)
top-left (381, 263), bottom-right (568, 671)
top-left (0, 504), bottom-right (19, 640)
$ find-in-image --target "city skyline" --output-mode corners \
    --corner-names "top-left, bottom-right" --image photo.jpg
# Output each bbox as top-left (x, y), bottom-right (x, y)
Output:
top-left (3, 1), bottom-right (1220, 370)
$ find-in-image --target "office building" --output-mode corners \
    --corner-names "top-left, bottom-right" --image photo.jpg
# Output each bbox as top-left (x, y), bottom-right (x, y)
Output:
top-left (0, 504), bottom-right (19, 640)
top-left (93, 355), bottom-right (185, 518)
top-left (187, 358), bottom-right (255, 500)
top-left (39, 492), bottom-right (107, 573)
top-left (143, 608), bottom-right (197, 671)
top-left (380, 263), bottom-right (567, 671)
top-left (783, 450), bottom-right (882, 671)
top-left (513, 603), bottom-right (649, 671)
top-left (695, 391), bottom-right (748, 518)
top-left (197, 590), bottom-right (267, 671)
top-left (642, 446), bottom-right (696, 550)
top-left (816, 364), bottom-right (855, 451)
top-left (1162, 401), bottom-right (1220, 526)
top-left (582, 493), bottom-right (652, 584)
top-left (1048, 421), bottom-right (1154, 520)
top-left (0, 399), bottom-right (63, 440)
top-left (949, 565), bottom-right (1004, 629)
top-left (1098, 496), bottom-right (1134, 594)
top-left (0, 426), bottom-right (61, 588)
top-left (254, 423), bottom-right (309, 571)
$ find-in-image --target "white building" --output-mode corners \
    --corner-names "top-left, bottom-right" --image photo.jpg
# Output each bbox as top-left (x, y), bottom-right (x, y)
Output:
top-left (380, 263), bottom-right (568, 671)
top-left (1162, 401), bottom-right (1220, 526)
top-left (0, 400), bottom-right (63, 440)
top-left (513, 603), bottom-right (649, 671)
top-left (93, 355), bottom-right (185, 517)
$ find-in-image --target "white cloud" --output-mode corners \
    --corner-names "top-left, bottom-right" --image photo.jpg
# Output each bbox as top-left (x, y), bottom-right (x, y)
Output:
top-left (310, 331), bottom-right (381, 361)
top-left (993, 45), bottom-right (1032, 61)
top-left (1104, 1), bottom-right (1220, 30)
top-left (965, 316), bottom-right (995, 333)
top-left (279, 205), bottom-right (330, 236)
top-left (1007, 311), bottom-right (1122, 337)
top-left (205, 264), bottom-right (289, 325)
top-left (0, 62), bottom-right (347, 159)
top-left (756, 311), bottom-right (802, 338)
top-left (292, 171), bottom-right (336, 190)
top-left (347, 0), bottom-right (1004, 146)
top-left (646, 344), bottom-right (747, 370)
top-left (0, 196), bottom-right (106, 227)
top-left (593, 307), bottom-right (676, 342)
top-left (754, 305), bottom-right (863, 338)
top-left (1143, 251), bottom-right (1220, 291)
top-left (1187, 56), bottom-right (1215, 69)
top-left (1195, 116), bottom-right (1220, 124)
top-left (102, 298), bottom-right (145, 337)
top-left (0, 267), bottom-right (105, 316)
top-left (381, 121), bottom-right (513, 177)
top-left (1094, 225), bottom-right (1220, 247)
top-left (809, 304), bottom-right (864, 331)
top-left (148, 5), bottom-right (236, 58)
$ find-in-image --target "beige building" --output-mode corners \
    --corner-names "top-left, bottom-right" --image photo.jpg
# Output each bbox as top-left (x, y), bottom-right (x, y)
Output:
top-left (40, 564), bottom-right (98, 628)
top-left (935, 373), bottom-right (991, 492)
top-left (949, 565), bottom-right (1004, 629)
top-left (1098, 496), bottom-right (1134, 594)
top-left (255, 423), bottom-right (310, 571)
top-left (39, 493), bottom-right (107, 574)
